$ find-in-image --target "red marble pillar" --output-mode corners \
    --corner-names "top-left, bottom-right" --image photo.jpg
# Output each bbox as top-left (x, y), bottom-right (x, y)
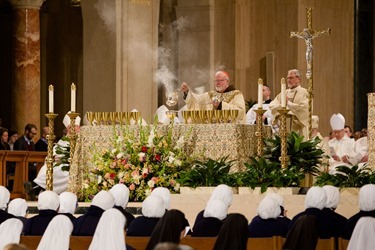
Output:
top-left (10, 0), bottom-right (44, 135)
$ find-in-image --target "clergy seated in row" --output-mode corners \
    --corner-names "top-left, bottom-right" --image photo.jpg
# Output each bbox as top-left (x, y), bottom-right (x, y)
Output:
top-left (328, 113), bottom-right (368, 174)
top-left (192, 184), bottom-right (233, 228)
top-left (344, 184), bottom-right (375, 239)
top-left (146, 209), bottom-right (190, 250)
top-left (110, 184), bottom-right (135, 229)
top-left (248, 195), bottom-right (289, 238)
top-left (72, 190), bottom-right (115, 236)
top-left (191, 199), bottom-right (227, 237)
top-left (269, 69), bottom-right (309, 139)
top-left (24, 191), bottom-right (59, 235)
top-left (246, 84), bottom-right (278, 132)
top-left (180, 70), bottom-right (246, 123)
top-left (290, 186), bottom-right (345, 239)
top-left (127, 195), bottom-right (166, 236)
top-left (0, 186), bottom-right (16, 224)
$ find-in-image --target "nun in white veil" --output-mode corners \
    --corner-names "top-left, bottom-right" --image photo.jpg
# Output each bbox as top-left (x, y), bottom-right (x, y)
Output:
top-left (89, 208), bottom-right (129, 250)
top-left (0, 218), bottom-right (23, 249)
top-left (37, 215), bottom-right (73, 250)
top-left (347, 217), bottom-right (375, 250)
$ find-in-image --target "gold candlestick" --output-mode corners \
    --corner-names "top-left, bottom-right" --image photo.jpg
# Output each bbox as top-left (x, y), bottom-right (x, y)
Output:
top-left (45, 113), bottom-right (58, 191)
top-left (277, 108), bottom-right (290, 168)
top-left (254, 108), bottom-right (266, 157)
top-left (67, 112), bottom-right (80, 165)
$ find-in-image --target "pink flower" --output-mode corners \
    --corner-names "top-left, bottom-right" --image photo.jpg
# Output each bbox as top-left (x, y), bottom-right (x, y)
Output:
top-left (104, 173), bottom-right (111, 180)
top-left (129, 184), bottom-right (135, 190)
top-left (109, 173), bottom-right (116, 180)
top-left (121, 158), bottom-right (128, 165)
top-left (138, 152), bottom-right (146, 162)
top-left (169, 179), bottom-right (176, 186)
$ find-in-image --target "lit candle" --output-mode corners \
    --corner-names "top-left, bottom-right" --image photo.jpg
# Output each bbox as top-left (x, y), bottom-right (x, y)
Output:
top-left (71, 83), bottom-right (76, 112)
top-left (257, 78), bottom-right (263, 109)
top-left (48, 85), bottom-right (54, 113)
top-left (281, 78), bottom-right (286, 108)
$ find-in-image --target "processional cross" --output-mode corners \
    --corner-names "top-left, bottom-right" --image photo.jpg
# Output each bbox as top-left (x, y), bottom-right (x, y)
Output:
top-left (290, 7), bottom-right (331, 139)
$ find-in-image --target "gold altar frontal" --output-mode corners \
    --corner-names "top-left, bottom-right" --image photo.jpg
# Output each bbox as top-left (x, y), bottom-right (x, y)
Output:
top-left (68, 124), bottom-right (272, 194)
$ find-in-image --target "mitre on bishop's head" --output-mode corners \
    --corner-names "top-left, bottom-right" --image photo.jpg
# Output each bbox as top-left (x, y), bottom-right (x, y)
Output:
top-left (330, 113), bottom-right (345, 131)
top-left (63, 112), bottom-right (81, 128)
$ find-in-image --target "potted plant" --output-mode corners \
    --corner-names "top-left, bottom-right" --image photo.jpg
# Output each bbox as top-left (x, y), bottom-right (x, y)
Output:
top-left (315, 164), bottom-right (375, 194)
top-left (178, 156), bottom-right (239, 194)
top-left (238, 131), bottom-right (325, 194)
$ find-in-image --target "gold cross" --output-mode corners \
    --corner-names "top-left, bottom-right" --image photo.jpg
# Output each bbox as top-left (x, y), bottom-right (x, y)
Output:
top-left (290, 7), bottom-right (331, 139)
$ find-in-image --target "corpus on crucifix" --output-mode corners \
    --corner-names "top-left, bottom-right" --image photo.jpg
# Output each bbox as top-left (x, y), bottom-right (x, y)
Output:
top-left (290, 7), bottom-right (331, 139)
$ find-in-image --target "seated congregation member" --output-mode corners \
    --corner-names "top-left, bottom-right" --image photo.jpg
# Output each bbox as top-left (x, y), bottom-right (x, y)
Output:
top-left (150, 187), bottom-right (171, 210)
top-left (0, 186), bottom-right (16, 224)
top-left (37, 215), bottom-right (73, 250)
top-left (109, 184), bottom-right (135, 229)
top-left (145, 209), bottom-right (190, 250)
top-left (193, 184), bottom-right (233, 227)
top-left (7, 198), bottom-right (28, 231)
top-left (347, 217), bottom-right (375, 250)
top-left (127, 195), bottom-right (166, 236)
top-left (73, 190), bottom-right (115, 236)
top-left (290, 186), bottom-right (331, 238)
top-left (24, 191), bottom-right (59, 235)
top-left (248, 196), bottom-right (289, 238)
top-left (0, 128), bottom-right (10, 150)
top-left (265, 192), bottom-right (291, 226)
top-left (0, 218), bottom-right (24, 249)
top-left (213, 213), bottom-right (248, 250)
top-left (321, 185), bottom-right (347, 237)
top-left (58, 192), bottom-right (78, 224)
top-left (192, 199), bottom-right (227, 237)
top-left (344, 184), bottom-right (375, 239)
top-left (283, 214), bottom-right (319, 250)
top-left (89, 208), bottom-right (135, 250)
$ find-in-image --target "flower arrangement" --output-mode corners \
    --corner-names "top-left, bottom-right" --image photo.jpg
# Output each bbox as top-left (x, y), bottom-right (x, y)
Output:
top-left (82, 122), bottom-right (195, 202)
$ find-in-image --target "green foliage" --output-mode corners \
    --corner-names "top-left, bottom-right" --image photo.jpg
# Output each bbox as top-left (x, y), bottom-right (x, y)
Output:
top-left (54, 137), bottom-right (70, 172)
top-left (239, 131), bottom-right (325, 192)
top-left (315, 164), bottom-right (375, 188)
top-left (178, 156), bottom-right (237, 188)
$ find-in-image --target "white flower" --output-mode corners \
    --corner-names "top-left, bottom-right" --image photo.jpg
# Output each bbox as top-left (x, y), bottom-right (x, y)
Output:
top-left (148, 129), bottom-right (155, 147)
top-left (97, 175), bottom-right (102, 184)
top-left (117, 171), bottom-right (124, 179)
top-left (111, 148), bottom-right (117, 154)
top-left (175, 136), bottom-right (184, 149)
top-left (168, 155), bottom-right (175, 163)
top-left (142, 167), bottom-right (149, 175)
top-left (174, 183), bottom-right (180, 192)
top-left (174, 159), bottom-right (182, 166)
top-left (147, 179), bottom-right (155, 188)
top-left (116, 152), bottom-right (124, 159)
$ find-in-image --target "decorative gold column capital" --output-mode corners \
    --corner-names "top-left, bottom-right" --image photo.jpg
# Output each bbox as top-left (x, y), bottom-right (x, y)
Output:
top-left (9, 0), bottom-right (45, 9)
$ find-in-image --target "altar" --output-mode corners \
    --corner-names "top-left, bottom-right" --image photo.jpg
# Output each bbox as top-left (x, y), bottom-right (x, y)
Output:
top-left (68, 123), bottom-right (272, 196)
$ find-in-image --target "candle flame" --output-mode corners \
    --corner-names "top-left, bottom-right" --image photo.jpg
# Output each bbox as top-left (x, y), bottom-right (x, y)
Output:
top-left (281, 78), bottom-right (286, 84)
top-left (48, 85), bottom-right (54, 91)
top-left (258, 78), bottom-right (263, 85)
top-left (71, 83), bottom-right (76, 90)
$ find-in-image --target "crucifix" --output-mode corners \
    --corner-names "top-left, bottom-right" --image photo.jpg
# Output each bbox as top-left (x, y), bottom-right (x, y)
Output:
top-left (290, 7), bottom-right (331, 139)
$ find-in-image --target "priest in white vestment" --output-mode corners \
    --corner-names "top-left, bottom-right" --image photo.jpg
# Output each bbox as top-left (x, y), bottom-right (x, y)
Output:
top-left (33, 114), bottom-right (81, 194)
top-left (180, 71), bottom-right (246, 123)
top-left (269, 69), bottom-right (309, 139)
top-left (328, 113), bottom-right (356, 174)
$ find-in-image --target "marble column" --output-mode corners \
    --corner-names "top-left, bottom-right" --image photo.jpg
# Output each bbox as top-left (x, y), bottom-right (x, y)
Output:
top-left (10, 0), bottom-right (44, 135)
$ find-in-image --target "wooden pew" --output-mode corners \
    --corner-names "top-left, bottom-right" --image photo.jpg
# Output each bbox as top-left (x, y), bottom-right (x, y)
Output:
top-left (0, 150), bottom-right (6, 186)
top-left (248, 236), bottom-right (282, 250)
top-left (338, 237), bottom-right (349, 250)
top-left (3, 151), bottom-right (28, 198)
top-left (26, 151), bottom-right (47, 176)
top-left (20, 235), bottom-right (41, 250)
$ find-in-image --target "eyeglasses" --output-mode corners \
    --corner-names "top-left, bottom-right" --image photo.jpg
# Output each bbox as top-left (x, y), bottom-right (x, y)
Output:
top-left (29, 132), bottom-right (37, 135)
top-left (214, 79), bottom-right (227, 83)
